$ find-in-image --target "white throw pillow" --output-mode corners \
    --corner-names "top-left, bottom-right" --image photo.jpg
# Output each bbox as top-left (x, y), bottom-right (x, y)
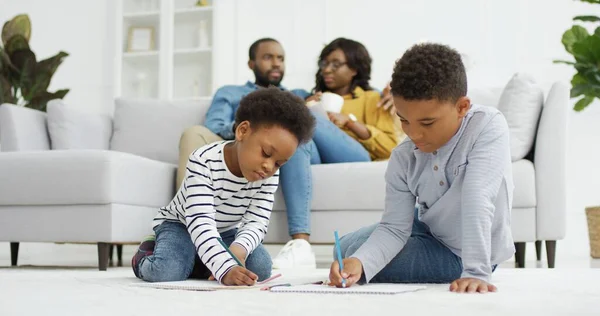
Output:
top-left (497, 73), bottom-right (544, 161)
top-left (47, 99), bottom-right (113, 150)
top-left (110, 98), bottom-right (207, 164)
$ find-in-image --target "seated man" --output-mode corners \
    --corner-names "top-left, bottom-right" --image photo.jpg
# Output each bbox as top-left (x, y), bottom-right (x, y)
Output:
top-left (177, 38), bottom-right (313, 268)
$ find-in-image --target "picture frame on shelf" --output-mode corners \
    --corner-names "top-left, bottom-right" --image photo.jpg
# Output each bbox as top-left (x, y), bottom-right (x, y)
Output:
top-left (127, 26), bottom-right (156, 52)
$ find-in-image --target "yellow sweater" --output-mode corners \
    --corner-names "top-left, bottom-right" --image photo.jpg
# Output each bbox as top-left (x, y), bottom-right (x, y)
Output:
top-left (340, 87), bottom-right (405, 160)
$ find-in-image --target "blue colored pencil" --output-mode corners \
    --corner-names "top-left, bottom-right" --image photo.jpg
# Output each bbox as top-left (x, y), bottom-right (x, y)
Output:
top-left (334, 230), bottom-right (346, 287)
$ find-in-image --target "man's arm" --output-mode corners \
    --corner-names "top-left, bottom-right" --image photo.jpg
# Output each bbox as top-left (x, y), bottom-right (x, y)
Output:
top-left (350, 150), bottom-right (416, 282)
top-left (460, 113), bottom-right (511, 282)
top-left (290, 89), bottom-right (311, 100)
top-left (204, 88), bottom-right (236, 140)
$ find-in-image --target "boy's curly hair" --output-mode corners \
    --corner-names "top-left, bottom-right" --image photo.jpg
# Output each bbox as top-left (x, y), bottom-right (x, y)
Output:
top-left (391, 43), bottom-right (467, 102)
top-left (234, 88), bottom-right (315, 144)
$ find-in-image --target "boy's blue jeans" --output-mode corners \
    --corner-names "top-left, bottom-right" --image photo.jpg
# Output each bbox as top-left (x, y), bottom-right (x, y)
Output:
top-left (279, 113), bottom-right (371, 236)
top-left (339, 214), bottom-right (464, 283)
top-left (137, 221), bottom-right (272, 282)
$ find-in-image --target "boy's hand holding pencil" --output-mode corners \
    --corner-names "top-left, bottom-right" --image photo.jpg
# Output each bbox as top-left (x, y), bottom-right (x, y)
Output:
top-left (330, 231), bottom-right (362, 288)
top-left (329, 258), bottom-right (363, 288)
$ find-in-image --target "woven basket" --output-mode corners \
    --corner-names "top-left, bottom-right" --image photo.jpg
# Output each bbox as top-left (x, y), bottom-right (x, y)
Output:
top-left (586, 206), bottom-right (600, 258)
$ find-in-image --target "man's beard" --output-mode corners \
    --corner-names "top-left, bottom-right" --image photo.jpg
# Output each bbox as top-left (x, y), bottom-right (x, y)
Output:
top-left (254, 68), bottom-right (283, 87)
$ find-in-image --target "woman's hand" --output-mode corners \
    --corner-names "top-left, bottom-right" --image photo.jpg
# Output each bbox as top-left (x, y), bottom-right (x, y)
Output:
top-left (306, 92), bottom-right (323, 104)
top-left (327, 112), bottom-right (350, 127)
top-left (377, 82), bottom-right (396, 114)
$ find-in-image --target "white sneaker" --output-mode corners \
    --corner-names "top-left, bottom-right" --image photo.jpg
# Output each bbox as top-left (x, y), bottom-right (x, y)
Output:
top-left (272, 239), bottom-right (317, 269)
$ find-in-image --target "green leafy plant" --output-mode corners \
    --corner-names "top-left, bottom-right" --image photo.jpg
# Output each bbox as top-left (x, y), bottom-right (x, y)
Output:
top-left (555, 0), bottom-right (600, 111)
top-left (0, 14), bottom-right (69, 111)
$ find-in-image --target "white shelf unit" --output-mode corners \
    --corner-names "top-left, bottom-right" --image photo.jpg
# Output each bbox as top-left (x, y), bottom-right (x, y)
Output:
top-left (115, 0), bottom-right (215, 101)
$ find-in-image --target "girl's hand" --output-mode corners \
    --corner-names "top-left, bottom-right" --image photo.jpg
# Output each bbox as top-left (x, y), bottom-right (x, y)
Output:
top-left (221, 266), bottom-right (258, 286)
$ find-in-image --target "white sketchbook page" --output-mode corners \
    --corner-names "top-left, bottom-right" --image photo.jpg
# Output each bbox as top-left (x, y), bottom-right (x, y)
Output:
top-left (131, 280), bottom-right (259, 291)
top-left (270, 283), bottom-right (427, 295)
top-left (130, 273), bottom-right (290, 291)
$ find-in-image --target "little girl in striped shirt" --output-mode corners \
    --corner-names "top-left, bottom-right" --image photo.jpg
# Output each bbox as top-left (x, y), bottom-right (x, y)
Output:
top-left (132, 88), bottom-right (315, 285)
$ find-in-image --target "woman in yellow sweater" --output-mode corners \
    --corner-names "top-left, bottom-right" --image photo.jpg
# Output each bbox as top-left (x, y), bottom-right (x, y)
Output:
top-left (273, 38), bottom-right (404, 269)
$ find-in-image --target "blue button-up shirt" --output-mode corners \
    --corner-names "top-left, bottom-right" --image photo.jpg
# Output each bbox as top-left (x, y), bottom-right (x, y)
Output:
top-left (204, 81), bottom-right (310, 139)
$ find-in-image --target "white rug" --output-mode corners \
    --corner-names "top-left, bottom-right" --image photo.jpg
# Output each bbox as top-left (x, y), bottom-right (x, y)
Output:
top-left (1, 267), bottom-right (599, 316)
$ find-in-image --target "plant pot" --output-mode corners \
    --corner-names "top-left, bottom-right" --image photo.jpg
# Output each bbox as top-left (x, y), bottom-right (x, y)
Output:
top-left (585, 206), bottom-right (600, 258)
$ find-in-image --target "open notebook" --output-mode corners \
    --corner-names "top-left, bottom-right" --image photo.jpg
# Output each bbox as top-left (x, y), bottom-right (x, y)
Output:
top-left (132, 280), bottom-right (262, 291)
top-left (270, 283), bottom-right (427, 295)
top-left (131, 273), bottom-right (284, 291)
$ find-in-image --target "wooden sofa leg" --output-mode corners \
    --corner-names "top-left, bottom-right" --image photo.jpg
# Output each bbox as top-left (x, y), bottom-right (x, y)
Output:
top-left (117, 244), bottom-right (123, 267)
top-left (10, 242), bottom-right (19, 266)
top-left (109, 244), bottom-right (114, 267)
top-left (546, 240), bottom-right (556, 268)
top-left (515, 242), bottom-right (526, 268)
top-left (97, 243), bottom-right (110, 271)
top-left (535, 240), bottom-right (542, 261)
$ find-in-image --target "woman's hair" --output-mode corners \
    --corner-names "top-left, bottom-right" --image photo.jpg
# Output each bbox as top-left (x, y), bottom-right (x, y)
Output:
top-left (313, 38), bottom-right (373, 98)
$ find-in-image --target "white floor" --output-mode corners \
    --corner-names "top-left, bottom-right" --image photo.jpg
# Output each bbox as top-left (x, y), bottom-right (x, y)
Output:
top-left (1, 265), bottom-right (599, 315)
top-left (1, 208), bottom-right (599, 316)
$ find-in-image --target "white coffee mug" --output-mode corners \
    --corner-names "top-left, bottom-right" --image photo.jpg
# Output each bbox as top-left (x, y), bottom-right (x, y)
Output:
top-left (320, 92), bottom-right (344, 113)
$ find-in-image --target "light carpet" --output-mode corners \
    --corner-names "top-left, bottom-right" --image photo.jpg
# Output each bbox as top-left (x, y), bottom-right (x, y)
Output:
top-left (1, 267), bottom-right (599, 316)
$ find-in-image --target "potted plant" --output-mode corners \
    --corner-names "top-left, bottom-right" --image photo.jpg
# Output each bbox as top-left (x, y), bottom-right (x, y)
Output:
top-left (0, 14), bottom-right (69, 111)
top-left (555, 0), bottom-right (600, 258)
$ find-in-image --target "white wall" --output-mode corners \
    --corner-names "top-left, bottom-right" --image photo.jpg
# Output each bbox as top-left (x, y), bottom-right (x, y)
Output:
top-left (0, 0), bottom-right (115, 115)
top-left (214, 0), bottom-right (594, 93)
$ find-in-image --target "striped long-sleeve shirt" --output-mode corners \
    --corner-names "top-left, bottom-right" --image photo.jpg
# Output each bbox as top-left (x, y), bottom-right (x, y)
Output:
top-left (351, 104), bottom-right (515, 283)
top-left (153, 141), bottom-right (278, 283)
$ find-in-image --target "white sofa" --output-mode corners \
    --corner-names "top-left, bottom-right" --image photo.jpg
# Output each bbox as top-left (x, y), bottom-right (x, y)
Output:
top-left (0, 77), bottom-right (568, 270)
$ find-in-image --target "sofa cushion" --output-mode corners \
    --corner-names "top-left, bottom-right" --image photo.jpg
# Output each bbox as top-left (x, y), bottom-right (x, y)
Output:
top-left (0, 150), bottom-right (176, 207)
top-left (497, 73), bottom-right (544, 161)
top-left (511, 159), bottom-right (536, 208)
top-left (467, 87), bottom-right (504, 108)
top-left (110, 98), bottom-right (210, 164)
top-left (47, 100), bottom-right (113, 150)
top-left (273, 161), bottom-right (388, 212)
top-left (0, 103), bottom-right (50, 152)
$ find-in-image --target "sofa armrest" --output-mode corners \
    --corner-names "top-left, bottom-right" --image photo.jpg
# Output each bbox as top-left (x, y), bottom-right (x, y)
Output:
top-left (534, 82), bottom-right (569, 240)
top-left (0, 104), bottom-right (50, 152)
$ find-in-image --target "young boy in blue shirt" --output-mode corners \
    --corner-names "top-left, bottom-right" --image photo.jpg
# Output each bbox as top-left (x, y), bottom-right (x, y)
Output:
top-left (329, 43), bottom-right (515, 293)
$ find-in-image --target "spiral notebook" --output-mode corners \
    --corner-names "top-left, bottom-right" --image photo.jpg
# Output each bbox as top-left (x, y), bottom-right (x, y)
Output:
top-left (131, 273), bottom-right (283, 291)
top-left (132, 280), bottom-right (262, 291)
top-left (270, 283), bottom-right (427, 295)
